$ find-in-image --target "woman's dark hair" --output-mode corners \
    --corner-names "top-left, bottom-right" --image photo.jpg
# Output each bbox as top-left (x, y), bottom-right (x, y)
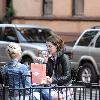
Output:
top-left (46, 35), bottom-right (64, 51)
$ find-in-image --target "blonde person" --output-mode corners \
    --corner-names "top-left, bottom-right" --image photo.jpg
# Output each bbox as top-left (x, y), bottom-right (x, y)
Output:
top-left (1, 42), bottom-right (39, 100)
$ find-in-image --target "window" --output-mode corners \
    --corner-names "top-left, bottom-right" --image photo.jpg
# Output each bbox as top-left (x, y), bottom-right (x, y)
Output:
top-left (77, 31), bottom-right (98, 46)
top-left (72, 0), bottom-right (84, 16)
top-left (2, 27), bottom-right (18, 42)
top-left (43, 0), bottom-right (52, 15)
top-left (95, 35), bottom-right (100, 48)
top-left (21, 28), bottom-right (52, 43)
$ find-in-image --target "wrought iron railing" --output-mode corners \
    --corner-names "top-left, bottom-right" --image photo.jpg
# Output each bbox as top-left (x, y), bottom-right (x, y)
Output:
top-left (1, 83), bottom-right (100, 100)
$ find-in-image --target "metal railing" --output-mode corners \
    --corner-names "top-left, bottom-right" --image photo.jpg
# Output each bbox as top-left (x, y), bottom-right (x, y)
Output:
top-left (1, 72), bottom-right (100, 100)
top-left (1, 83), bottom-right (100, 100)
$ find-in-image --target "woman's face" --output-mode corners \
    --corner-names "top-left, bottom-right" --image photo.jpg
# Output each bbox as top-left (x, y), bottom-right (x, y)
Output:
top-left (46, 42), bottom-right (57, 55)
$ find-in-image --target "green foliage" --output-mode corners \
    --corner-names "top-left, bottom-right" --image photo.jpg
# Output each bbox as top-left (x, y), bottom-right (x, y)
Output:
top-left (3, 0), bottom-right (14, 23)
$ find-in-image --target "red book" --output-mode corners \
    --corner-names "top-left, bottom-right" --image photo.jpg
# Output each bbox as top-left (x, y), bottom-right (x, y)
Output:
top-left (31, 63), bottom-right (46, 84)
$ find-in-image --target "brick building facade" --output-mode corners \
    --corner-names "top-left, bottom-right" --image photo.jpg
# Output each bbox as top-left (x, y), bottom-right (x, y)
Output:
top-left (1, 0), bottom-right (100, 43)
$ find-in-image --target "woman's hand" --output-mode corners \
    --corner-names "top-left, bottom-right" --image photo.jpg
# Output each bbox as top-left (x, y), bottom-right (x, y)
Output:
top-left (42, 51), bottom-right (49, 63)
top-left (41, 78), bottom-right (47, 84)
top-left (46, 76), bottom-right (52, 84)
top-left (34, 57), bottom-right (44, 64)
top-left (41, 76), bottom-right (52, 84)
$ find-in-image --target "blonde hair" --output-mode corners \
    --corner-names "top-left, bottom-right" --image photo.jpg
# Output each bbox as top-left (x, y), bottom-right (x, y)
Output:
top-left (6, 42), bottom-right (22, 58)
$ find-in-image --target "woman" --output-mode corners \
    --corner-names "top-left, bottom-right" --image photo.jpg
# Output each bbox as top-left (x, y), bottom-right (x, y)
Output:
top-left (1, 42), bottom-right (38, 100)
top-left (43, 35), bottom-right (71, 86)
top-left (43, 35), bottom-right (73, 99)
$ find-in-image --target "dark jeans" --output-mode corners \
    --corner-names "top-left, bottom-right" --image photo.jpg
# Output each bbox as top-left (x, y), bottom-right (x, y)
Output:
top-left (34, 87), bottom-right (53, 100)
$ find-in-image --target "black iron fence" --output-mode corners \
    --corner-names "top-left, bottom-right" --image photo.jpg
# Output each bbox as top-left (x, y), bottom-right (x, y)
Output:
top-left (1, 83), bottom-right (100, 100)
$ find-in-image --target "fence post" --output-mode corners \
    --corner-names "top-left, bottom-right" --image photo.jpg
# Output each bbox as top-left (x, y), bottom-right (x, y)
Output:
top-left (90, 84), bottom-right (92, 100)
top-left (3, 86), bottom-right (9, 100)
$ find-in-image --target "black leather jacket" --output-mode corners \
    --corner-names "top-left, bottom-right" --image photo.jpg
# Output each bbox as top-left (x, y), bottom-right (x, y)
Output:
top-left (46, 53), bottom-right (71, 86)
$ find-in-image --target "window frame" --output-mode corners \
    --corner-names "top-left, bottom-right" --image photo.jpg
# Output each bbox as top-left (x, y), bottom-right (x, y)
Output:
top-left (72, 0), bottom-right (84, 16)
top-left (43, 0), bottom-right (53, 16)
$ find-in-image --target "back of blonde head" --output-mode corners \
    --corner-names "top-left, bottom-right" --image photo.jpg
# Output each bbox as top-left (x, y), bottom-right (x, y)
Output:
top-left (6, 42), bottom-right (22, 58)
